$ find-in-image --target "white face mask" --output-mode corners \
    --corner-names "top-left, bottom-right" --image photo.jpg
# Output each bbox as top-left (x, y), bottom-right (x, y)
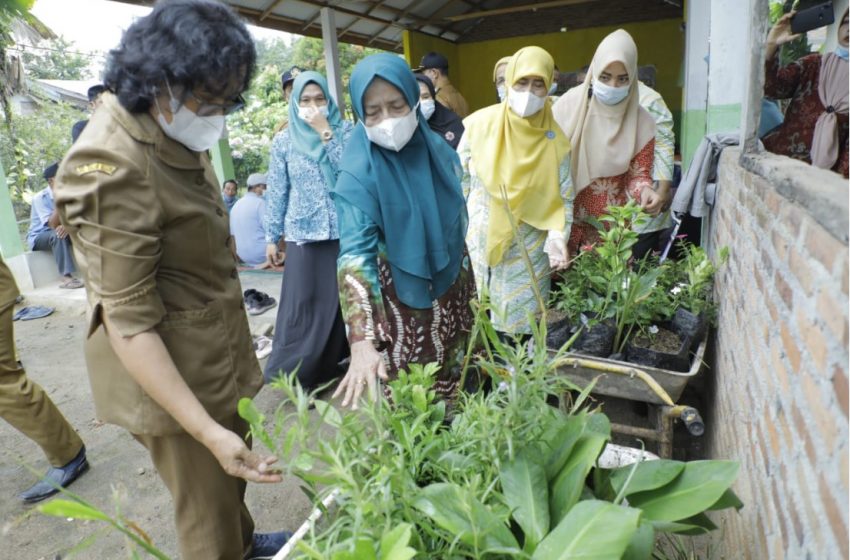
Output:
top-left (507, 89), bottom-right (546, 117)
top-left (420, 99), bottom-right (436, 120)
top-left (364, 104), bottom-right (419, 151)
top-left (298, 105), bottom-right (329, 120)
top-left (497, 85), bottom-right (506, 102)
top-left (157, 93), bottom-right (225, 152)
top-left (592, 80), bottom-right (630, 106)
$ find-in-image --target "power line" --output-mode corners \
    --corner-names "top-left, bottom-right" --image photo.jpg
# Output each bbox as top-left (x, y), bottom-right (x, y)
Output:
top-left (7, 43), bottom-right (106, 59)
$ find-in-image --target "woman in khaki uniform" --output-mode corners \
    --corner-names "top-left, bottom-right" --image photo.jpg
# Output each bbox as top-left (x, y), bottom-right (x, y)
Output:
top-left (54, 1), bottom-right (289, 558)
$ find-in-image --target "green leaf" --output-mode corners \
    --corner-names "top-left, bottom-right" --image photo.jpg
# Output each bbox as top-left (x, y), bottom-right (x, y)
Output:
top-left (414, 482), bottom-right (520, 554)
top-left (543, 413), bottom-right (587, 481)
top-left (627, 460), bottom-right (739, 522)
top-left (532, 500), bottom-right (640, 560)
top-left (622, 522), bottom-right (655, 560)
top-left (380, 523), bottom-right (417, 560)
top-left (237, 397), bottom-right (264, 426)
top-left (707, 488), bottom-right (744, 511)
top-left (608, 460), bottom-right (685, 497)
top-left (330, 537), bottom-right (377, 560)
top-left (549, 414), bottom-right (610, 524)
top-left (312, 399), bottom-right (342, 427)
top-left (38, 499), bottom-right (110, 522)
top-left (672, 512), bottom-right (719, 535)
top-left (500, 447), bottom-right (550, 551)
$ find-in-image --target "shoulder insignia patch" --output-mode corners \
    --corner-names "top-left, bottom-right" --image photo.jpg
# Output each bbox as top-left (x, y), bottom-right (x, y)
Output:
top-left (75, 163), bottom-right (117, 176)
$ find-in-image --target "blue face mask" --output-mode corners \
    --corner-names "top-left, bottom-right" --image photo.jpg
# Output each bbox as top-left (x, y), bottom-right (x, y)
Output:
top-left (592, 80), bottom-right (630, 106)
top-left (836, 45), bottom-right (849, 61)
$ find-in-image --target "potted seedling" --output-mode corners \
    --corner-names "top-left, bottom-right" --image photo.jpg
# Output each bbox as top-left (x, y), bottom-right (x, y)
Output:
top-left (669, 244), bottom-right (729, 344)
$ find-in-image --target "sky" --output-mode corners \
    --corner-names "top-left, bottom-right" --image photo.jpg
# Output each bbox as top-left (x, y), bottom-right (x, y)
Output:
top-left (28, 0), bottom-right (292, 76)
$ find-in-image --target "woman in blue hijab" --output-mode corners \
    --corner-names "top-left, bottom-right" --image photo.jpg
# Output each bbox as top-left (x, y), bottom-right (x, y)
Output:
top-left (331, 53), bottom-right (476, 409)
top-left (263, 71), bottom-right (354, 389)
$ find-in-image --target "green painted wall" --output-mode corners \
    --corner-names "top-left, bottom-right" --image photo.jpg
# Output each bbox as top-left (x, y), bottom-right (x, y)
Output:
top-left (680, 103), bottom-right (740, 168)
top-left (0, 160), bottom-right (24, 259)
top-left (405, 18), bottom-right (684, 143)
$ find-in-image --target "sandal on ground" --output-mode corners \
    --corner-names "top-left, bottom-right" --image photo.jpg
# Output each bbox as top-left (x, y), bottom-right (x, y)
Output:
top-left (60, 278), bottom-right (84, 289)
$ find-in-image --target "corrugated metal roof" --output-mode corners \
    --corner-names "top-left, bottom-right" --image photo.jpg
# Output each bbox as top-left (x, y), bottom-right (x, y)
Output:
top-left (110, 1), bottom-right (682, 53)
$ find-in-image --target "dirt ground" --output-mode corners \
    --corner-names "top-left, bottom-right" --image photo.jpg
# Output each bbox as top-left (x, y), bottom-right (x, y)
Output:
top-left (1, 273), bottom-right (314, 560)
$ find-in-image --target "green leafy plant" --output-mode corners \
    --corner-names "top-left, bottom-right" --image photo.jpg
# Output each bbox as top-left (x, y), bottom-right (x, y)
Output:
top-left (670, 244), bottom-right (729, 321)
top-left (239, 305), bottom-right (742, 559)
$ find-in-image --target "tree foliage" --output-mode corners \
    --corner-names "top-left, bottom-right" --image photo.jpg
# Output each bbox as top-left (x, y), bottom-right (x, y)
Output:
top-left (21, 36), bottom-right (92, 80)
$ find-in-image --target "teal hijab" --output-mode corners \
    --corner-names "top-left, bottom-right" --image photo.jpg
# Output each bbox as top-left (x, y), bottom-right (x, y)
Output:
top-left (333, 53), bottom-right (467, 309)
top-left (288, 71), bottom-right (344, 188)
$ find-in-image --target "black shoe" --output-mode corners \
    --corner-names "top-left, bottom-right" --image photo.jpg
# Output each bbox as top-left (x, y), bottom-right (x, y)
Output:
top-left (19, 446), bottom-right (89, 504)
top-left (245, 531), bottom-right (293, 560)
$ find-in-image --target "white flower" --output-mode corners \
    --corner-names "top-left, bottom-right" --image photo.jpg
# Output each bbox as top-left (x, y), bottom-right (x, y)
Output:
top-left (648, 325), bottom-right (659, 334)
top-left (671, 286), bottom-right (682, 295)
top-left (231, 150), bottom-right (244, 159)
top-left (498, 381), bottom-right (509, 392)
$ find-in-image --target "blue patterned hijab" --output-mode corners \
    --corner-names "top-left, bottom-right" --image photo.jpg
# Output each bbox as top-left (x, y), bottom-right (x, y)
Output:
top-left (288, 71), bottom-right (345, 188)
top-left (333, 53), bottom-right (467, 309)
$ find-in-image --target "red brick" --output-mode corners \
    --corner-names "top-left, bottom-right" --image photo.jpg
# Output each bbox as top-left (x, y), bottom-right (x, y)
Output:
top-left (753, 264), bottom-right (764, 292)
top-left (779, 323), bottom-right (802, 372)
top-left (770, 477), bottom-right (791, 549)
top-left (817, 290), bottom-right (848, 346)
top-left (780, 464), bottom-right (805, 546)
top-left (772, 229), bottom-right (789, 262)
top-left (777, 407), bottom-right (794, 448)
top-left (796, 464), bottom-right (823, 551)
top-left (796, 306), bottom-right (829, 371)
top-left (842, 452), bottom-right (849, 493)
top-left (788, 246), bottom-right (815, 296)
top-left (765, 188), bottom-right (783, 214)
top-left (833, 365), bottom-right (849, 418)
top-left (801, 373), bottom-right (838, 451)
top-left (779, 203), bottom-right (803, 239)
top-left (775, 271), bottom-right (794, 309)
top-left (765, 408), bottom-right (781, 456)
top-left (790, 404), bottom-right (816, 459)
top-left (756, 424), bottom-right (771, 475)
top-left (767, 298), bottom-right (779, 323)
top-left (818, 473), bottom-right (849, 558)
top-left (806, 222), bottom-right (842, 272)
top-left (771, 343), bottom-right (791, 394)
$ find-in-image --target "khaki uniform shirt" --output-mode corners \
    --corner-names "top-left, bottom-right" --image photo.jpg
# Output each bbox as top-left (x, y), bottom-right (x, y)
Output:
top-left (0, 258), bottom-right (20, 311)
top-left (55, 92), bottom-right (263, 436)
top-left (436, 81), bottom-right (469, 118)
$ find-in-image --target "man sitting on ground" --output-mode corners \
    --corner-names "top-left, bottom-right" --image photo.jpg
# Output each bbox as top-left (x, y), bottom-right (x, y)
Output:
top-left (26, 163), bottom-right (82, 289)
top-left (230, 173), bottom-right (268, 267)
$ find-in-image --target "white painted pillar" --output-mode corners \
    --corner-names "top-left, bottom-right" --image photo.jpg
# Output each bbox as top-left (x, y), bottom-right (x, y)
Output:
top-left (739, 0), bottom-right (770, 155)
top-left (321, 7), bottom-right (346, 116)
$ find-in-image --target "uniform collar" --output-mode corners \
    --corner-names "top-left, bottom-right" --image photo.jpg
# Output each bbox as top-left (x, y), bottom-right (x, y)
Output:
top-left (101, 92), bottom-right (205, 170)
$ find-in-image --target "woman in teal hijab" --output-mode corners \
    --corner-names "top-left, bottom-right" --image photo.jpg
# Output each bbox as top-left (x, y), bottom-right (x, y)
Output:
top-left (263, 71), bottom-right (354, 391)
top-left (331, 53), bottom-right (476, 409)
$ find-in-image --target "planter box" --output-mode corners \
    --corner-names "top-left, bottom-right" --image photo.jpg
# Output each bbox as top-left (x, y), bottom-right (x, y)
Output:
top-left (552, 334), bottom-right (708, 405)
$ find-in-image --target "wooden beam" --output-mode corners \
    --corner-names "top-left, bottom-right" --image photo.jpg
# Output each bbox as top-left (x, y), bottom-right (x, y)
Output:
top-left (259, 0), bottom-right (285, 21)
top-left (444, 0), bottom-right (598, 23)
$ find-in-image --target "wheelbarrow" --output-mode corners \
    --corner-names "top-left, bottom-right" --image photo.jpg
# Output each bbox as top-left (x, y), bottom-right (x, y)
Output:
top-left (550, 334), bottom-right (708, 459)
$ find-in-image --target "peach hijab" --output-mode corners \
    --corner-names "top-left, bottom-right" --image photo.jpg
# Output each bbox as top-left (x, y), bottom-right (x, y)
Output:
top-left (552, 29), bottom-right (655, 192)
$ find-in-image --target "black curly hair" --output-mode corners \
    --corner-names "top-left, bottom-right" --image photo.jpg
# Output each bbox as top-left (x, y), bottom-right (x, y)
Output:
top-left (103, 0), bottom-right (256, 113)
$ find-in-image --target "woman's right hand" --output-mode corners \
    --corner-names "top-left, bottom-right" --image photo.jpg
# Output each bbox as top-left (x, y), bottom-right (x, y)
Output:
top-left (333, 340), bottom-right (388, 410)
top-left (266, 243), bottom-right (284, 266)
top-left (767, 12), bottom-right (800, 47)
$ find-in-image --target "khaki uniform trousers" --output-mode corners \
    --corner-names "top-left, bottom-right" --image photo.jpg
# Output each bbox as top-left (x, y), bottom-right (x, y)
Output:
top-left (133, 414), bottom-right (255, 560)
top-left (0, 300), bottom-right (83, 467)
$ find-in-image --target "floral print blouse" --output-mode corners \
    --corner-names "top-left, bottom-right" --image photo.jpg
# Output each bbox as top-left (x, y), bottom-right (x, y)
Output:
top-left (263, 120), bottom-right (354, 244)
top-left (568, 139), bottom-right (655, 253)
top-left (762, 53), bottom-right (849, 178)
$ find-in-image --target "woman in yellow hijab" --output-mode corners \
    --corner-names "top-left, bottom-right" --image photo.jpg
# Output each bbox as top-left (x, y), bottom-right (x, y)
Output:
top-left (459, 46), bottom-right (574, 337)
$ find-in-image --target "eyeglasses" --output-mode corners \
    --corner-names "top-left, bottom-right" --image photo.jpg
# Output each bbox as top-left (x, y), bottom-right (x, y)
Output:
top-left (188, 91), bottom-right (245, 117)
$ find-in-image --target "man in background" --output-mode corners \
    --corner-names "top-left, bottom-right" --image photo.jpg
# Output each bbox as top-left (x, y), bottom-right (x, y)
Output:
top-left (230, 173), bottom-right (268, 268)
top-left (414, 52), bottom-right (469, 118)
top-left (26, 163), bottom-right (82, 288)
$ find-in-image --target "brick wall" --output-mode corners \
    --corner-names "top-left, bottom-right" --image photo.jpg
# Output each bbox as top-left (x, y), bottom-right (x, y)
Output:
top-left (707, 148), bottom-right (848, 558)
